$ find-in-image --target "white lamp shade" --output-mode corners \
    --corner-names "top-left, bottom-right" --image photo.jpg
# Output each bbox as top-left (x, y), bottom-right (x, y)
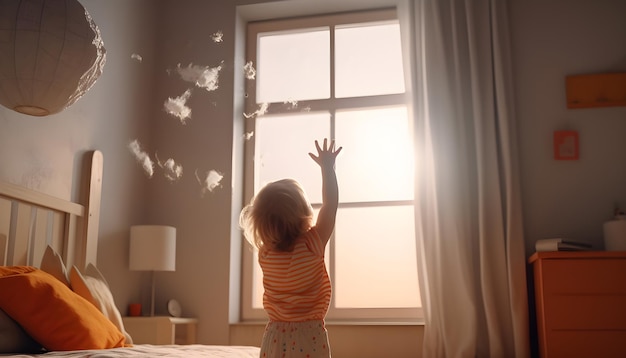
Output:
top-left (0, 0), bottom-right (107, 116)
top-left (129, 225), bottom-right (176, 271)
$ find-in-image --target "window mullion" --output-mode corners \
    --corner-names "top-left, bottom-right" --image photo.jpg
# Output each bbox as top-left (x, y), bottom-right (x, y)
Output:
top-left (258, 94), bottom-right (408, 117)
top-left (330, 23), bottom-right (336, 100)
top-left (328, 22), bottom-right (337, 313)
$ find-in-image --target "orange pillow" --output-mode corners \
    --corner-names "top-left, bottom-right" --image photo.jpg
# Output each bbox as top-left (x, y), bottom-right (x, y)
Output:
top-left (0, 266), bottom-right (125, 351)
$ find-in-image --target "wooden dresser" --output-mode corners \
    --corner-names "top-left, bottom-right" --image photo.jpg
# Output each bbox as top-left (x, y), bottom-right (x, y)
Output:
top-left (529, 251), bottom-right (626, 358)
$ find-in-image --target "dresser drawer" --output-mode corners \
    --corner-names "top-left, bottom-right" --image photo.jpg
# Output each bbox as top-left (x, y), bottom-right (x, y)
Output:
top-left (541, 259), bottom-right (626, 293)
top-left (544, 295), bottom-right (626, 330)
top-left (548, 331), bottom-right (626, 358)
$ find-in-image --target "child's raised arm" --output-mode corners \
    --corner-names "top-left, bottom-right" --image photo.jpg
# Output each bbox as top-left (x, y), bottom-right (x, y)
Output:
top-left (308, 138), bottom-right (342, 245)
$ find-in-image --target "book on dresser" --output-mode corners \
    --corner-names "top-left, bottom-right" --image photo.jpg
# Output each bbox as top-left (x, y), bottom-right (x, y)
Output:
top-left (535, 238), bottom-right (592, 252)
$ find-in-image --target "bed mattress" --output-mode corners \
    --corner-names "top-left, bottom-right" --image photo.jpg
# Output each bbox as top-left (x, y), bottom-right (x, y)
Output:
top-left (4, 344), bottom-right (260, 358)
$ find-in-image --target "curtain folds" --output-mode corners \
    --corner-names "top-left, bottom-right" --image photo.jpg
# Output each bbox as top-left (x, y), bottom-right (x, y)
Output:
top-left (409, 0), bottom-right (530, 357)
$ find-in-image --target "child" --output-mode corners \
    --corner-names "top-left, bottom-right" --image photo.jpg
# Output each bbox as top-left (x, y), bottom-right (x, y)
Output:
top-left (240, 138), bottom-right (342, 358)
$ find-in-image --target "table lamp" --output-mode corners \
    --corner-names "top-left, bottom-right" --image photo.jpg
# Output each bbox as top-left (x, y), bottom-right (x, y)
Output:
top-left (129, 225), bottom-right (176, 316)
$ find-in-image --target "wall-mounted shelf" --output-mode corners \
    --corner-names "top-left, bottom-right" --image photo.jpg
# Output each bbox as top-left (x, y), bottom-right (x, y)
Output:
top-left (565, 72), bottom-right (626, 109)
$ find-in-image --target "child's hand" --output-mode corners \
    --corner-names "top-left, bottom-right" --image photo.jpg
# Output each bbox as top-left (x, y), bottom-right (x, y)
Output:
top-left (309, 138), bottom-right (342, 169)
top-left (309, 138), bottom-right (341, 243)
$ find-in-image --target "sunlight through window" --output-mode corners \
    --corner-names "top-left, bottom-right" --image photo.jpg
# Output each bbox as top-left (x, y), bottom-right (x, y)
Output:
top-left (244, 9), bottom-right (420, 321)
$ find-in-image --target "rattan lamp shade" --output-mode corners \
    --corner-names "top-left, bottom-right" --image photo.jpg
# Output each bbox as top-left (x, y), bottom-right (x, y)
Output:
top-left (0, 0), bottom-right (107, 116)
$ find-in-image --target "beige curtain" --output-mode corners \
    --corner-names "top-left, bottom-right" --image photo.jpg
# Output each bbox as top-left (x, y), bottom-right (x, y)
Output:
top-left (408, 0), bottom-right (530, 356)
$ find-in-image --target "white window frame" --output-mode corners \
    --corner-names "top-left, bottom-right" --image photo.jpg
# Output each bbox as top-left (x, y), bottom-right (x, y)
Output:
top-left (241, 8), bottom-right (421, 322)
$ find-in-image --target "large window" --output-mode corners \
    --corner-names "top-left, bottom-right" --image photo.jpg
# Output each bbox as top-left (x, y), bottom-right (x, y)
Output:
top-left (242, 9), bottom-right (421, 321)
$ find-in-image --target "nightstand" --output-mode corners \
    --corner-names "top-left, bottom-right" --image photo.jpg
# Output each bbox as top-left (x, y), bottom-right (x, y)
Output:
top-left (122, 316), bottom-right (198, 345)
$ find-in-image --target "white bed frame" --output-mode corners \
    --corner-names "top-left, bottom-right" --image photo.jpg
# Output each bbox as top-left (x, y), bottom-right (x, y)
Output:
top-left (0, 150), bottom-right (103, 270)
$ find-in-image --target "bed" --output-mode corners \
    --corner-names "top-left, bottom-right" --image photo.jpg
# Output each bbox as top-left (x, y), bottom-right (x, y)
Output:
top-left (0, 150), bottom-right (260, 357)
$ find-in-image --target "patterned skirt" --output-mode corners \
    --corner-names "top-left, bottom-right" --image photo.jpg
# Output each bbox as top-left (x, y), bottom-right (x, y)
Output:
top-left (260, 320), bottom-right (331, 358)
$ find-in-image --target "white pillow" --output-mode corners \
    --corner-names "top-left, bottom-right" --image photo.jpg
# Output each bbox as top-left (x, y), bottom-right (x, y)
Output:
top-left (70, 265), bottom-right (133, 345)
top-left (85, 262), bottom-right (109, 286)
top-left (39, 245), bottom-right (70, 287)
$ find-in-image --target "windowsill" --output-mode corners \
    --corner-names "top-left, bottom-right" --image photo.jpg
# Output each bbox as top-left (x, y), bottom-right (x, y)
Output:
top-left (232, 320), bottom-right (425, 326)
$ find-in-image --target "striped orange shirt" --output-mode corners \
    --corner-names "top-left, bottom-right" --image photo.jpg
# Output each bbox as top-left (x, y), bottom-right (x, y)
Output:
top-left (259, 228), bottom-right (331, 322)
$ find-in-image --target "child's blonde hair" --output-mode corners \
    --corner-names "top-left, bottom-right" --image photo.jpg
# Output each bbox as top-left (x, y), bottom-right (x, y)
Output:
top-left (240, 179), bottom-right (313, 252)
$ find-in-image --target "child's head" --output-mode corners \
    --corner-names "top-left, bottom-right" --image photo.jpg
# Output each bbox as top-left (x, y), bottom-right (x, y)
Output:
top-left (240, 179), bottom-right (313, 252)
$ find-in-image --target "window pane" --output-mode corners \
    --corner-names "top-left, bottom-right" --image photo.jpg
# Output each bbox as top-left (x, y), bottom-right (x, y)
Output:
top-left (335, 106), bottom-right (414, 202)
top-left (335, 23), bottom-right (405, 98)
top-left (334, 205), bottom-right (420, 308)
top-left (257, 29), bottom-right (330, 103)
top-left (255, 112), bottom-right (330, 203)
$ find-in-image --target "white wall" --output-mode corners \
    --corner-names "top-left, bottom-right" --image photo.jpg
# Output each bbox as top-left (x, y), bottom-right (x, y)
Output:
top-left (141, 0), bottom-right (240, 345)
top-left (510, 0), bottom-right (626, 255)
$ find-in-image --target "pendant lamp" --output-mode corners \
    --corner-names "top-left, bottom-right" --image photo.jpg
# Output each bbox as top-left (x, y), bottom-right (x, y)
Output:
top-left (0, 0), bottom-right (106, 116)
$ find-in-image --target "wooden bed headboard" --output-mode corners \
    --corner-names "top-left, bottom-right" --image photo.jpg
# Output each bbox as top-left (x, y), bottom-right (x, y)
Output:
top-left (0, 150), bottom-right (103, 270)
